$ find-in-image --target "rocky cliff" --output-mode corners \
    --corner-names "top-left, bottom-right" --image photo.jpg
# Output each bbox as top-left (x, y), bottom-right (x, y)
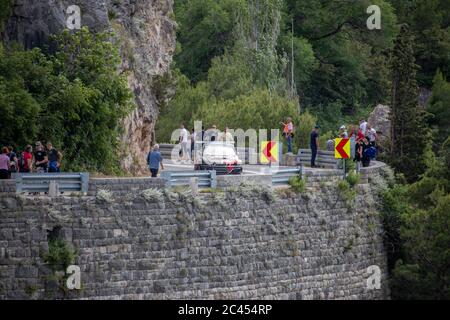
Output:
top-left (3, 0), bottom-right (176, 173)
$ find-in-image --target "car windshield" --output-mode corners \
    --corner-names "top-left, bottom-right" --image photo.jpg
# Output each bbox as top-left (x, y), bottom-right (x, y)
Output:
top-left (204, 143), bottom-right (236, 157)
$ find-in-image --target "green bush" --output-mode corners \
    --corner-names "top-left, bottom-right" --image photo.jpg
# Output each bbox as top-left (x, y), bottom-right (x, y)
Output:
top-left (346, 171), bottom-right (360, 187)
top-left (288, 176), bottom-right (306, 193)
top-left (338, 179), bottom-right (356, 205)
top-left (44, 239), bottom-right (76, 271)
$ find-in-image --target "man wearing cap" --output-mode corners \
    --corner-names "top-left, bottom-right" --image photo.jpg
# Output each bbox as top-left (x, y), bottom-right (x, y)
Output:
top-left (147, 144), bottom-right (164, 178)
top-left (339, 125), bottom-right (348, 139)
top-left (33, 142), bottom-right (48, 173)
top-left (310, 126), bottom-right (320, 168)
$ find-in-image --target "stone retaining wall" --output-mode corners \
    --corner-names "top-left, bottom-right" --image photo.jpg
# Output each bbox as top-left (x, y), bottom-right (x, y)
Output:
top-left (0, 163), bottom-right (392, 300)
top-left (88, 178), bottom-right (165, 196)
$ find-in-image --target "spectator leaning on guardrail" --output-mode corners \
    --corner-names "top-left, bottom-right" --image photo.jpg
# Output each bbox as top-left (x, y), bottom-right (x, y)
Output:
top-left (147, 144), bottom-right (164, 178)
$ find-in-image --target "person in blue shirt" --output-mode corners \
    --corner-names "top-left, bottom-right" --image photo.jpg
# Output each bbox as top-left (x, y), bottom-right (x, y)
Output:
top-left (147, 144), bottom-right (164, 177)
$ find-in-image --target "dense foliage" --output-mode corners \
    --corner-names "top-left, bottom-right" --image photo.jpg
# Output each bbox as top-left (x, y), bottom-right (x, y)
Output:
top-left (164, 0), bottom-right (450, 300)
top-left (160, 0), bottom-right (393, 143)
top-left (388, 24), bottom-right (431, 182)
top-left (0, 27), bottom-right (132, 173)
top-left (390, 0), bottom-right (450, 87)
top-left (382, 139), bottom-right (450, 299)
top-left (428, 71), bottom-right (450, 148)
top-left (158, 0), bottom-right (449, 142)
top-left (0, 0), bottom-right (448, 299)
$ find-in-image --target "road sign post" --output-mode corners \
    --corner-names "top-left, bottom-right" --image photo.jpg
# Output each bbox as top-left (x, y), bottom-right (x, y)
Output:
top-left (343, 158), bottom-right (346, 179)
top-left (334, 138), bottom-right (351, 179)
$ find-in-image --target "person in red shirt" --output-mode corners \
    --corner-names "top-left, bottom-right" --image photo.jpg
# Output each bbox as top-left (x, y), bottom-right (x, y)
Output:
top-left (19, 145), bottom-right (33, 173)
top-left (356, 128), bottom-right (365, 142)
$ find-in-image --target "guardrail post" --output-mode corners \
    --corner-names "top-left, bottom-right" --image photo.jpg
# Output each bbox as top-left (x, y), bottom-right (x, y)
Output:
top-left (48, 180), bottom-right (59, 197)
top-left (210, 170), bottom-right (217, 189)
top-left (190, 178), bottom-right (199, 196)
top-left (81, 173), bottom-right (89, 195)
top-left (161, 171), bottom-right (172, 188)
top-left (16, 175), bottom-right (23, 193)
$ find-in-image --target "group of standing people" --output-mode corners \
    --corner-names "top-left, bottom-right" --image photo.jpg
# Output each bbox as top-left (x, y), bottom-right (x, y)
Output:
top-left (325, 119), bottom-right (378, 168)
top-left (352, 119), bottom-right (378, 168)
top-left (179, 123), bottom-right (234, 162)
top-left (0, 141), bottom-right (63, 179)
top-left (145, 117), bottom-right (378, 177)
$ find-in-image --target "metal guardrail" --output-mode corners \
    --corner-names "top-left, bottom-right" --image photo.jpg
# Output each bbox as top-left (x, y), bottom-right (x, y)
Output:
top-left (296, 149), bottom-right (339, 168)
top-left (161, 170), bottom-right (217, 189)
top-left (159, 143), bottom-right (176, 158)
top-left (272, 167), bottom-right (304, 186)
top-left (13, 172), bottom-right (90, 194)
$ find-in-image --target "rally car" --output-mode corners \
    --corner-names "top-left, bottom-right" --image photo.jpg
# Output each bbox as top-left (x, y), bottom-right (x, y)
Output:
top-left (194, 141), bottom-right (243, 175)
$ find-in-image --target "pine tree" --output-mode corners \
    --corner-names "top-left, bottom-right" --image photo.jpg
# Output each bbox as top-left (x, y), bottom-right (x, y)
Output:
top-left (389, 24), bottom-right (430, 182)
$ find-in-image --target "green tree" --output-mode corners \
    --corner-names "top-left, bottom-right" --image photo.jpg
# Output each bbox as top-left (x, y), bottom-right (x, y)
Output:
top-left (46, 28), bottom-right (132, 172)
top-left (283, 0), bottom-right (397, 111)
top-left (174, 0), bottom-right (247, 82)
top-left (0, 28), bottom-right (132, 174)
top-left (155, 70), bottom-right (209, 142)
top-left (296, 111), bottom-right (317, 149)
top-left (427, 70), bottom-right (450, 147)
top-left (389, 24), bottom-right (430, 182)
top-left (388, 0), bottom-right (450, 86)
top-left (387, 139), bottom-right (450, 299)
top-left (193, 87), bottom-right (298, 132)
top-left (0, 44), bottom-right (52, 147)
top-left (0, 78), bottom-right (41, 147)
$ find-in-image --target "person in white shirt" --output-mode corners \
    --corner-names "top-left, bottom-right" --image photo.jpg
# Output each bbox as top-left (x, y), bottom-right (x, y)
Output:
top-left (219, 127), bottom-right (234, 143)
top-left (367, 124), bottom-right (378, 146)
top-left (359, 119), bottom-right (368, 136)
top-left (179, 123), bottom-right (190, 161)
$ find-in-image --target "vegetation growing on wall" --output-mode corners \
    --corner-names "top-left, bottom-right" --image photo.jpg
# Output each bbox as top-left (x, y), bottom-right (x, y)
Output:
top-left (288, 176), bottom-right (306, 193)
top-left (44, 239), bottom-right (77, 272)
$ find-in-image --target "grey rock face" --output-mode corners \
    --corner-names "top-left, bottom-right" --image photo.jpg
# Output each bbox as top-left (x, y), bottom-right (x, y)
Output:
top-left (4, 0), bottom-right (176, 174)
top-left (4, 0), bottom-right (109, 49)
top-left (368, 104), bottom-right (391, 138)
